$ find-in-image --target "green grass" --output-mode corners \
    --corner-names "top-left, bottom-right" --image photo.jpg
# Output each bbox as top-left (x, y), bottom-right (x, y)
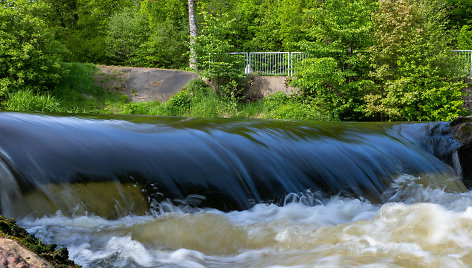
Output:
top-left (2, 62), bottom-right (129, 114)
top-left (4, 89), bottom-right (61, 112)
top-left (1, 62), bottom-right (333, 121)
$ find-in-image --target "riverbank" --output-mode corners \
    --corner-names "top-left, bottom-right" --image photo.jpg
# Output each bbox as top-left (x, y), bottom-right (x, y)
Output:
top-left (0, 62), bottom-right (333, 121)
top-left (0, 216), bottom-right (79, 267)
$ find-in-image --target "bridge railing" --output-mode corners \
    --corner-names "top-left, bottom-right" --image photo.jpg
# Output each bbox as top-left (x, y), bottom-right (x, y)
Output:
top-left (209, 52), bottom-right (308, 76)
top-left (452, 50), bottom-right (472, 76)
top-left (211, 51), bottom-right (472, 77)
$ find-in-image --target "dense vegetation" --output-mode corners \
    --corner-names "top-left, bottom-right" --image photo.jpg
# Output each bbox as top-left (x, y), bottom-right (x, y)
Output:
top-left (1, 0), bottom-right (471, 121)
top-left (2, 62), bottom-right (330, 120)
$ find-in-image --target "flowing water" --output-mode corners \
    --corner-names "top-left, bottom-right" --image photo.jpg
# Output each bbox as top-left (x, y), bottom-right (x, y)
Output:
top-left (0, 112), bottom-right (471, 267)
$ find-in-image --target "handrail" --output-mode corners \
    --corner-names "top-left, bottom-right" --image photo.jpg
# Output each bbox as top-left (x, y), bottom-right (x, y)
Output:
top-left (209, 51), bottom-right (472, 77)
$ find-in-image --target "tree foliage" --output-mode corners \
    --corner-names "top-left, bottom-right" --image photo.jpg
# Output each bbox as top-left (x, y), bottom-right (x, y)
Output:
top-left (139, 0), bottom-right (189, 69)
top-left (0, 0), bottom-right (63, 97)
top-left (195, 12), bottom-right (246, 99)
top-left (1, 0), bottom-right (470, 121)
top-left (366, 0), bottom-right (467, 121)
top-left (291, 0), bottom-right (377, 120)
top-left (105, 7), bottom-right (148, 66)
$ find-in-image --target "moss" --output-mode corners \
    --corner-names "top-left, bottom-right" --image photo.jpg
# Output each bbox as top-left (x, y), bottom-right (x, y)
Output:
top-left (0, 215), bottom-right (80, 267)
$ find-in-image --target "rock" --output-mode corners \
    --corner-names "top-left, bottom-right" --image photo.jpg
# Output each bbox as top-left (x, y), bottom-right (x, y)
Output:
top-left (0, 238), bottom-right (51, 267)
top-left (450, 116), bottom-right (472, 187)
top-left (0, 216), bottom-right (80, 267)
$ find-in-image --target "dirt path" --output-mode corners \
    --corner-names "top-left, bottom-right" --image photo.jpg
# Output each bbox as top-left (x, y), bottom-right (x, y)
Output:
top-left (95, 66), bottom-right (199, 102)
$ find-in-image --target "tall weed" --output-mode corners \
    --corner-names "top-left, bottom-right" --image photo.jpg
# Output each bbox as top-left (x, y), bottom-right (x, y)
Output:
top-left (4, 89), bottom-right (61, 112)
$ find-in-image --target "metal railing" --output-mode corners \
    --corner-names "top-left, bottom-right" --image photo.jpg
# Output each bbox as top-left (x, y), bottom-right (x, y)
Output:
top-left (248, 52), bottom-right (290, 76)
top-left (210, 52), bottom-right (308, 76)
top-left (211, 51), bottom-right (472, 77)
top-left (452, 50), bottom-right (472, 76)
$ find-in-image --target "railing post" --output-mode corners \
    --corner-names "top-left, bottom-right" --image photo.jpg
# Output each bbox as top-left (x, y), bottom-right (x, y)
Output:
top-left (247, 52), bottom-right (251, 75)
top-left (289, 52), bottom-right (292, 76)
top-left (469, 51), bottom-right (472, 77)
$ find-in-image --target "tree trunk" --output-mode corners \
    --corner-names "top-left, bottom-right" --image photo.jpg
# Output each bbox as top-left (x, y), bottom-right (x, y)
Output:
top-left (188, 0), bottom-right (197, 71)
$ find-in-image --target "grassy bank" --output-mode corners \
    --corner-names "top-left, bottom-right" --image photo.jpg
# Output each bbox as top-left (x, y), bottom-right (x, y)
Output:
top-left (1, 62), bottom-right (334, 121)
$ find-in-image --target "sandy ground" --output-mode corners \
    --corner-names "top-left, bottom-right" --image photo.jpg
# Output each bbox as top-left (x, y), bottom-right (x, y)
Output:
top-left (95, 66), bottom-right (198, 102)
top-left (0, 238), bottom-right (52, 268)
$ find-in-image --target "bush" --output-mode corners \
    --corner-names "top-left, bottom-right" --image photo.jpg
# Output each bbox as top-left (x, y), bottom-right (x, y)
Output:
top-left (291, 57), bottom-right (372, 120)
top-left (263, 92), bottom-right (335, 121)
top-left (367, 0), bottom-right (467, 121)
top-left (166, 90), bottom-right (192, 116)
top-left (0, 0), bottom-right (64, 97)
top-left (187, 79), bottom-right (232, 118)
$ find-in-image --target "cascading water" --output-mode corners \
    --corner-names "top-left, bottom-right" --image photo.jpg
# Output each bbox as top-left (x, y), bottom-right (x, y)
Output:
top-left (0, 112), bottom-right (471, 267)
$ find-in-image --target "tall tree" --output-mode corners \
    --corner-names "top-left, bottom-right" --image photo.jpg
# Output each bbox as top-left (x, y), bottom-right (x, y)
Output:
top-left (188, 0), bottom-right (197, 71)
top-left (366, 0), bottom-right (466, 121)
top-left (292, 0), bottom-right (377, 120)
top-left (0, 0), bottom-right (63, 97)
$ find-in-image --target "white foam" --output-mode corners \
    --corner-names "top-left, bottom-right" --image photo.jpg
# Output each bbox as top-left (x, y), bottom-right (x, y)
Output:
top-left (17, 176), bottom-right (472, 267)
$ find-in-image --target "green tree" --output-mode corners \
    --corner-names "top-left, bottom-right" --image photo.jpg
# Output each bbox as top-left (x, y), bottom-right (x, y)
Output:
top-left (292, 0), bottom-right (377, 120)
top-left (445, 0), bottom-right (472, 30)
top-left (366, 0), bottom-right (467, 121)
top-left (44, 0), bottom-right (137, 63)
top-left (0, 0), bottom-right (63, 97)
top-left (139, 0), bottom-right (189, 69)
top-left (105, 7), bottom-right (148, 66)
top-left (457, 25), bottom-right (472, 49)
top-left (195, 12), bottom-right (245, 99)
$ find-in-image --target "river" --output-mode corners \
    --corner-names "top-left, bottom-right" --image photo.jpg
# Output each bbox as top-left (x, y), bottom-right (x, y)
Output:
top-left (0, 112), bottom-right (470, 267)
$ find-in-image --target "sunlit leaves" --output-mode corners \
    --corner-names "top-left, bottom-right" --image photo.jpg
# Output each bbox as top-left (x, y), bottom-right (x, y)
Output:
top-left (366, 0), bottom-right (467, 121)
top-left (0, 0), bottom-right (63, 97)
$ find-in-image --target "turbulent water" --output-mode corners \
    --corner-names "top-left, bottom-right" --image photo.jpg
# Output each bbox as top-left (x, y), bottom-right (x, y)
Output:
top-left (0, 112), bottom-right (471, 267)
top-left (18, 181), bottom-right (472, 267)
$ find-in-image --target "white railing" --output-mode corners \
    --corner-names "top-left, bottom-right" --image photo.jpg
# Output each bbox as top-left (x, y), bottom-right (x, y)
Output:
top-left (210, 52), bottom-right (308, 76)
top-left (452, 50), bottom-right (472, 76)
top-left (248, 52), bottom-right (290, 76)
top-left (211, 51), bottom-right (472, 77)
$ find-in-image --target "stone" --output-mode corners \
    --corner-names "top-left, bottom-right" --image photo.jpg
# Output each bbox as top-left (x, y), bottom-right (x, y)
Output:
top-left (0, 239), bottom-right (50, 268)
top-left (450, 116), bottom-right (472, 187)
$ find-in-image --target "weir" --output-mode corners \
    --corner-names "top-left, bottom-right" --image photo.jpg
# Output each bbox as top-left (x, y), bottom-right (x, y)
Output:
top-left (0, 112), bottom-right (466, 218)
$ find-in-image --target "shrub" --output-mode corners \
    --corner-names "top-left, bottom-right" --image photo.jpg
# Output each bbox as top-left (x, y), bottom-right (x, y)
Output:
top-left (0, 0), bottom-right (63, 97)
top-left (263, 92), bottom-right (335, 121)
top-left (367, 0), bottom-right (467, 121)
top-left (166, 90), bottom-right (192, 115)
top-left (195, 12), bottom-right (246, 99)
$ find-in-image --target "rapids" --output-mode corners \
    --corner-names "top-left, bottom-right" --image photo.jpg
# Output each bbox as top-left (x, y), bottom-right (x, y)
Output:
top-left (0, 112), bottom-right (471, 267)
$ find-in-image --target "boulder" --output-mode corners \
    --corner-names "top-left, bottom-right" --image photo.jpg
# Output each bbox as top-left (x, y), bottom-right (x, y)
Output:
top-left (450, 116), bottom-right (472, 187)
top-left (0, 216), bottom-right (80, 267)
